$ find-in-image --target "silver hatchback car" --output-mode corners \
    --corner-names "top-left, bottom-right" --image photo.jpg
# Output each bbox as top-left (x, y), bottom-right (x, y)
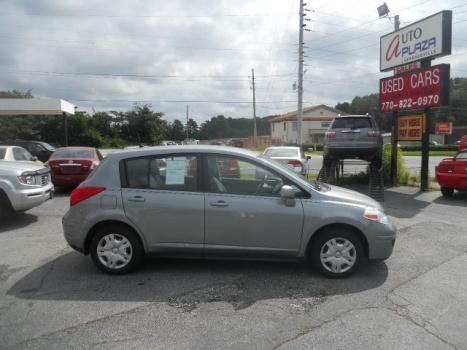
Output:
top-left (62, 146), bottom-right (396, 278)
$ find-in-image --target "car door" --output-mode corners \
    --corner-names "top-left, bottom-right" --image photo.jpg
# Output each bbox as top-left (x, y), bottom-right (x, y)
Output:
top-left (204, 154), bottom-right (304, 257)
top-left (121, 153), bottom-right (204, 255)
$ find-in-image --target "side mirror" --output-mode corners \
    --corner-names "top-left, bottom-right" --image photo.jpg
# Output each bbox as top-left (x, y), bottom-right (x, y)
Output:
top-left (31, 156), bottom-right (38, 161)
top-left (280, 185), bottom-right (296, 207)
top-left (306, 156), bottom-right (311, 160)
top-left (280, 185), bottom-right (295, 199)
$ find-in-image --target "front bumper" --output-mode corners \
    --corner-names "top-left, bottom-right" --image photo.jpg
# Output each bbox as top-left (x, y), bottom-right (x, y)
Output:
top-left (366, 219), bottom-right (397, 260)
top-left (11, 182), bottom-right (54, 211)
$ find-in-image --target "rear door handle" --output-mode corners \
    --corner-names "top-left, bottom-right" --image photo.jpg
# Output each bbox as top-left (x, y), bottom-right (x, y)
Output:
top-left (210, 200), bottom-right (228, 208)
top-left (128, 196), bottom-right (146, 202)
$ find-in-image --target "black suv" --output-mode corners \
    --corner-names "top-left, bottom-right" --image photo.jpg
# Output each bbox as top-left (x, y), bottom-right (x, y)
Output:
top-left (0, 140), bottom-right (55, 162)
top-left (323, 114), bottom-right (383, 166)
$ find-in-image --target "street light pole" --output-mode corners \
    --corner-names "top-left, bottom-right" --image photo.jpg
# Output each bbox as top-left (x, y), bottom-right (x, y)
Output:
top-left (297, 0), bottom-right (304, 147)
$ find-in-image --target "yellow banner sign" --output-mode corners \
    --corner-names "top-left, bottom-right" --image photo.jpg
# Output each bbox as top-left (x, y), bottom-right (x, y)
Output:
top-left (398, 114), bottom-right (425, 141)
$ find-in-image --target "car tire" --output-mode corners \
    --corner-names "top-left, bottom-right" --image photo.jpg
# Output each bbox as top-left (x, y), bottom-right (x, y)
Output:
top-left (0, 191), bottom-right (13, 221)
top-left (90, 224), bottom-right (144, 274)
top-left (310, 228), bottom-right (364, 278)
top-left (441, 187), bottom-right (454, 197)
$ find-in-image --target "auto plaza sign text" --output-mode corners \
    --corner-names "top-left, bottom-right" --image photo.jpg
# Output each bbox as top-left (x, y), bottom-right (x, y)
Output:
top-left (380, 11), bottom-right (452, 72)
top-left (379, 64), bottom-right (450, 113)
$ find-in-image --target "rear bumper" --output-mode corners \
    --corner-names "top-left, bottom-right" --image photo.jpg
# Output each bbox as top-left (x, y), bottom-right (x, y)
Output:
top-left (51, 173), bottom-right (89, 187)
top-left (323, 146), bottom-right (382, 160)
top-left (436, 173), bottom-right (467, 190)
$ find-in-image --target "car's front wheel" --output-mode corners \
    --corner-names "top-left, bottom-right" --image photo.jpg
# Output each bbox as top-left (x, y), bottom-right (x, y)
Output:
top-left (441, 187), bottom-right (454, 197)
top-left (90, 225), bottom-right (143, 274)
top-left (310, 228), bottom-right (364, 278)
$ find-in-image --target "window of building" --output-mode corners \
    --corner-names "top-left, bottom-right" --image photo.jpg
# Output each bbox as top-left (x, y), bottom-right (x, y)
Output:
top-left (292, 121), bottom-right (298, 131)
top-left (321, 122), bottom-right (331, 128)
top-left (283, 122), bottom-right (286, 131)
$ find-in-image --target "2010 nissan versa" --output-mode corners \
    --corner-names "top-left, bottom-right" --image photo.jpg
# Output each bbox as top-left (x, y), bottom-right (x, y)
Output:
top-left (62, 145), bottom-right (396, 278)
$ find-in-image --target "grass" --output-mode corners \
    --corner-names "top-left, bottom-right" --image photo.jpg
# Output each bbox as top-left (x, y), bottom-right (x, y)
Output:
top-left (403, 150), bottom-right (457, 157)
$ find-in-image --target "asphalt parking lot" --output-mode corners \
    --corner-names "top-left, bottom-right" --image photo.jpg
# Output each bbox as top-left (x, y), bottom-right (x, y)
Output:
top-left (1, 187), bottom-right (467, 349)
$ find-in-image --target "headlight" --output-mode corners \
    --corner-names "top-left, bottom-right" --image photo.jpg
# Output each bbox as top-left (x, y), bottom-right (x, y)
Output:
top-left (18, 173), bottom-right (36, 185)
top-left (363, 207), bottom-right (390, 225)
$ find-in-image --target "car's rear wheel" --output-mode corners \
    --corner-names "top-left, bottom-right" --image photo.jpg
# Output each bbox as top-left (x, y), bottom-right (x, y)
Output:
top-left (0, 191), bottom-right (13, 221)
top-left (441, 187), bottom-right (454, 197)
top-left (90, 225), bottom-right (143, 274)
top-left (310, 228), bottom-right (364, 278)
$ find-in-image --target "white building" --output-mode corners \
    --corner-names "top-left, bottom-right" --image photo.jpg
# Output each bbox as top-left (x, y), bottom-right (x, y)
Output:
top-left (270, 104), bottom-right (344, 145)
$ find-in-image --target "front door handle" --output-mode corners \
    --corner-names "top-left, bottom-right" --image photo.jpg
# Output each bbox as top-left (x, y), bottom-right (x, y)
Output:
top-left (210, 200), bottom-right (228, 207)
top-left (128, 196), bottom-right (146, 202)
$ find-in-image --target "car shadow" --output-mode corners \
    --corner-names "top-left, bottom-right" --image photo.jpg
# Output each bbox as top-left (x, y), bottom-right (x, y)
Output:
top-left (381, 189), bottom-right (432, 219)
top-left (0, 213), bottom-right (38, 233)
top-left (433, 191), bottom-right (467, 206)
top-left (8, 252), bottom-right (388, 311)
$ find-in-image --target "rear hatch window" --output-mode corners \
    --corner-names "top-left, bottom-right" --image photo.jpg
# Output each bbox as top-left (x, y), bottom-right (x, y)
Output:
top-left (332, 117), bottom-right (373, 129)
top-left (264, 149), bottom-right (299, 158)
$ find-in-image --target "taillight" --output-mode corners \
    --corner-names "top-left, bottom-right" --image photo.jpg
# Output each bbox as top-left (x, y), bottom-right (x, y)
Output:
top-left (90, 161), bottom-right (99, 170)
top-left (325, 131), bottom-right (336, 139)
top-left (368, 131), bottom-right (380, 137)
top-left (287, 160), bottom-right (303, 171)
top-left (70, 186), bottom-right (105, 206)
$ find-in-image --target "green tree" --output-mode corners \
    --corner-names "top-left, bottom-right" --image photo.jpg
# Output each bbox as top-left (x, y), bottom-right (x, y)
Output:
top-left (123, 104), bottom-right (166, 145)
top-left (186, 118), bottom-right (199, 138)
top-left (167, 119), bottom-right (185, 141)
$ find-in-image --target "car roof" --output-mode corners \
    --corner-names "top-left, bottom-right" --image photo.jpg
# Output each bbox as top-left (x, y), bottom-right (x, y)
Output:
top-left (54, 146), bottom-right (95, 151)
top-left (335, 114), bottom-right (372, 118)
top-left (107, 145), bottom-right (258, 160)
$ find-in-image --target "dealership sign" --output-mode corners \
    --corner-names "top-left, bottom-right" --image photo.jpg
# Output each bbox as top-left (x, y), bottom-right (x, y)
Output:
top-left (399, 115), bottom-right (425, 141)
top-left (380, 11), bottom-right (452, 72)
top-left (435, 122), bottom-right (453, 135)
top-left (379, 64), bottom-right (450, 113)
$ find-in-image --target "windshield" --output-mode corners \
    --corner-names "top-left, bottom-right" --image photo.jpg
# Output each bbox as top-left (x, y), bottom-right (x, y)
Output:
top-left (456, 151), bottom-right (467, 159)
top-left (258, 155), bottom-right (329, 192)
top-left (39, 142), bottom-right (55, 151)
top-left (51, 148), bottom-right (93, 159)
top-left (264, 148), bottom-right (299, 158)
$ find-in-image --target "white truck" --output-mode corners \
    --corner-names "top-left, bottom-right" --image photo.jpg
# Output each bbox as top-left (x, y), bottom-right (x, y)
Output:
top-left (0, 161), bottom-right (54, 219)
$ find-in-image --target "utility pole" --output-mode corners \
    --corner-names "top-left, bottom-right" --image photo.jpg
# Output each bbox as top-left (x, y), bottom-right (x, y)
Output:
top-left (390, 14), bottom-right (400, 186)
top-left (251, 68), bottom-right (257, 145)
top-left (186, 105), bottom-right (189, 140)
top-left (297, 0), bottom-right (304, 147)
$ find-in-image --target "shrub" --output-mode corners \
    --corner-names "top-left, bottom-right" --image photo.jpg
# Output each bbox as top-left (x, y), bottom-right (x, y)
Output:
top-left (382, 145), bottom-right (409, 184)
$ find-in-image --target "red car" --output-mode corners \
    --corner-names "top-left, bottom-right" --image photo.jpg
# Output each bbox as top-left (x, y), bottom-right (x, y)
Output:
top-left (435, 149), bottom-right (467, 196)
top-left (46, 147), bottom-right (103, 187)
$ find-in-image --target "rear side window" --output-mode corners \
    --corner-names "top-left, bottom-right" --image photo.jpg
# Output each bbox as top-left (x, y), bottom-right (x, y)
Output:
top-left (124, 155), bottom-right (198, 192)
top-left (332, 117), bottom-right (373, 129)
top-left (0, 148), bottom-right (6, 159)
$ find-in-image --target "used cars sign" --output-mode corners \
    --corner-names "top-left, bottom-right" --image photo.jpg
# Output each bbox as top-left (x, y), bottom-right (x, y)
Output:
top-left (380, 11), bottom-right (452, 72)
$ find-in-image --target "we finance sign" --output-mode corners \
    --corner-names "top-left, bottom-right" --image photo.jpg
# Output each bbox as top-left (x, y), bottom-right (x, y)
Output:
top-left (380, 11), bottom-right (452, 72)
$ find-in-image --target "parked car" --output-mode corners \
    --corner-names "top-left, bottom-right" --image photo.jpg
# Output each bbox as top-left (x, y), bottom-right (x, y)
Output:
top-left (46, 147), bottom-right (103, 187)
top-left (0, 140), bottom-right (55, 162)
top-left (458, 135), bottom-right (467, 151)
top-left (0, 145), bottom-right (43, 164)
top-left (435, 150), bottom-right (467, 196)
top-left (63, 145), bottom-right (396, 278)
top-left (0, 161), bottom-right (54, 220)
top-left (323, 114), bottom-right (383, 167)
top-left (227, 139), bottom-right (244, 148)
top-left (262, 146), bottom-right (310, 176)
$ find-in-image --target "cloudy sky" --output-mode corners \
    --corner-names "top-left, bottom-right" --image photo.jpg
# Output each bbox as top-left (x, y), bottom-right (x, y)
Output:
top-left (0, 0), bottom-right (466, 123)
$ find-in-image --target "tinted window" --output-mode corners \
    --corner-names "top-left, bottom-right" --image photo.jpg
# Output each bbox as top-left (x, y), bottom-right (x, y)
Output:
top-left (125, 155), bottom-right (198, 192)
top-left (13, 147), bottom-right (33, 161)
top-left (456, 151), bottom-right (467, 159)
top-left (207, 155), bottom-right (284, 197)
top-left (51, 149), bottom-right (93, 159)
top-left (0, 148), bottom-right (5, 159)
top-left (29, 143), bottom-right (46, 153)
top-left (332, 117), bottom-right (372, 129)
top-left (264, 149), bottom-right (299, 158)
top-left (39, 142), bottom-right (55, 151)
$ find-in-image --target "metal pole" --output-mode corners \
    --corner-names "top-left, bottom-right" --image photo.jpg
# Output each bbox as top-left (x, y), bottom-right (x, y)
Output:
top-left (252, 68), bottom-right (257, 145)
top-left (420, 109), bottom-right (430, 191)
top-left (63, 112), bottom-right (68, 146)
top-left (390, 15), bottom-right (400, 186)
top-left (186, 105), bottom-right (189, 140)
top-left (297, 0), bottom-right (304, 147)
